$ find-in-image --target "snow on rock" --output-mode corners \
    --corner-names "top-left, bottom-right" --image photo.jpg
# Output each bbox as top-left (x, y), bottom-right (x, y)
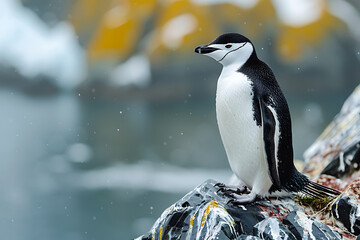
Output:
top-left (109, 54), bottom-right (151, 88)
top-left (0, 0), bottom-right (86, 89)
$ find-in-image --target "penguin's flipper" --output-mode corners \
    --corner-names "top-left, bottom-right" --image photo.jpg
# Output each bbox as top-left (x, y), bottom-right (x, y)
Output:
top-left (258, 97), bottom-right (281, 188)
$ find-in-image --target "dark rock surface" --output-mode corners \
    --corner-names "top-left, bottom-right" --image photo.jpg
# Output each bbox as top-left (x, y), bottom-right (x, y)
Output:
top-left (283, 211), bottom-right (342, 239)
top-left (236, 235), bottom-right (261, 240)
top-left (136, 180), bottom-right (344, 240)
top-left (321, 145), bottom-right (360, 178)
top-left (332, 179), bottom-right (360, 235)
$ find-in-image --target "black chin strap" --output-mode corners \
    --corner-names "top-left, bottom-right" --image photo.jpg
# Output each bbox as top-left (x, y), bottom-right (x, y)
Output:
top-left (218, 42), bottom-right (247, 62)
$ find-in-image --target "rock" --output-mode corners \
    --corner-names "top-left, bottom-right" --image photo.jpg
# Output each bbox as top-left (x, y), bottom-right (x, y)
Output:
top-left (321, 146), bottom-right (360, 179)
top-left (225, 203), bottom-right (265, 235)
top-left (236, 235), bottom-right (261, 240)
top-left (253, 217), bottom-right (297, 239)
top-left (136, 180), bottom-right (344, 240)
top-left (283, 211), bottom-right (342, 239)
top-left (136, 179), bottom-right (265, 240)
top-left (332, 179), bottom-right (360, 235)
top-left (303, 85), bottom-right (360, 179)
top-left (314, 175), bottom-right (347, 192)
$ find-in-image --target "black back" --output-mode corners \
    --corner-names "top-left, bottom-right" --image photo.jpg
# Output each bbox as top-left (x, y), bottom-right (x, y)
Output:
top-left (238, 51), bottom-right (298, 189)
top-left (210, 33), bottom-right (251, 45)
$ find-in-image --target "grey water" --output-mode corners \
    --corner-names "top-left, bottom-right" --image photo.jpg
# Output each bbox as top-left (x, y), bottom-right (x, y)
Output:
top-left (0, 88), bottom-right (348, 239)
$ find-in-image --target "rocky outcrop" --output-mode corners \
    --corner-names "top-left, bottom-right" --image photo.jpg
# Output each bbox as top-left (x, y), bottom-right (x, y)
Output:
top-left (137, 86), bottom-right (360, 240)
top-left (303, 85), bottom-right (360, 181)
top-left (136, 180), bottom-right (346, 239)
top-left (332, 179), bottom-right (360, 235)
top-left (282, 211), bottom-right (342, 239)
top-left (136, 180), bottom-right (264, 240)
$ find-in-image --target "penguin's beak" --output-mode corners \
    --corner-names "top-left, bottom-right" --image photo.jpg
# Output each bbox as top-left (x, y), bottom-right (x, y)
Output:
top-left (194, 45), bottom-right (219, 54)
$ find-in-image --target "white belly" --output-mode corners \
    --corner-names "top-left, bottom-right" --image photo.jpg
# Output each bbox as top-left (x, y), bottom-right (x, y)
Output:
top-left (216, 71), bottom-right (272, 194)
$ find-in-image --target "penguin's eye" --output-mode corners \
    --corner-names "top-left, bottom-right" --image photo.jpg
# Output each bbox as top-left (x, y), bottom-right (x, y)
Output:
top-left (225, 44), bottom-right (232, 49)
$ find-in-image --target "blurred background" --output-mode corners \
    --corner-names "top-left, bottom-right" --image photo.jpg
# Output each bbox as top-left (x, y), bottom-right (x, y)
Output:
top-left (0, 0), bottom-right (360, 239)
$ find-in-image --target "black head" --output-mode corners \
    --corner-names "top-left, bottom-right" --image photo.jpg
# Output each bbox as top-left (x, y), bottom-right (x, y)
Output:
top-left (194, 33), bottom-right (256, 66)
top-left (209, 33), bottom-right (251, 45)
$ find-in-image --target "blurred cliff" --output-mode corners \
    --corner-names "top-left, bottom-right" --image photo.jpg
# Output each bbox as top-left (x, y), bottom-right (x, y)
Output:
top-left (1, 0), bottom-right (359, 96)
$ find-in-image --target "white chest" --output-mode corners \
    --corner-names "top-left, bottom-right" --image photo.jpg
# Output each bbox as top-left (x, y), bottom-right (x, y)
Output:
top-left (216, 71), bottom-right (258, 158)
top-left (215, 70), bottom-right (272, 194)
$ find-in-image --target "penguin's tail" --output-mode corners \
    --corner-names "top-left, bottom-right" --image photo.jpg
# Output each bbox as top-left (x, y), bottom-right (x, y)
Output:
top-left (301, 181), bottom-right (341, 199)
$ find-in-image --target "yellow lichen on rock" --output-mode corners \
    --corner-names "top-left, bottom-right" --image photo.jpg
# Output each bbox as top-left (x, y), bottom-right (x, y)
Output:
top-left (147, 0), bottom-right (218, 60)
top-left (201, 200), bottom-right (219, 227)
top-left (69, 0), bottom-right (346, 63)
top-left (76, 0), bottom-right (156, 60)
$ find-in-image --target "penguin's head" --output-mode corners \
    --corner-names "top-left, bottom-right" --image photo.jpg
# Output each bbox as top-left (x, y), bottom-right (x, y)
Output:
top-left (194, 33), bottom-right (256, 67)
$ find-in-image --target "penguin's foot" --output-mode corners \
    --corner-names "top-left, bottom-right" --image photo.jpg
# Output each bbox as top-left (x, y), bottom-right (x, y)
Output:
top-left (215, 183), bottom-right (250, 199)
top-left (214, 182), bottom-right (226, 188)
top-left (227, 191), bottom-right (258, 205)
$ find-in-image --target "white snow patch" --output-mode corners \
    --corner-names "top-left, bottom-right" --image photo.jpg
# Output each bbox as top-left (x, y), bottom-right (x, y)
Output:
top-left (109, 54), bottom-right (151, 87)
top-left (191, 0), bottom-right (259, 9)
top-left (0, 0), bottom-right (86, 89)
top-left (161, 14), bottom-right (198, 50)
top-left (271, 0), bottom-right (323, 27)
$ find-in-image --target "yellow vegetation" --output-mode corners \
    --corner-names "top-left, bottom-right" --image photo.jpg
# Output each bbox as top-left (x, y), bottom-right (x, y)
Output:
top-left (69, 0), bottom-right (344, 62)
top-left (277, 8), bottom-right (344, 61)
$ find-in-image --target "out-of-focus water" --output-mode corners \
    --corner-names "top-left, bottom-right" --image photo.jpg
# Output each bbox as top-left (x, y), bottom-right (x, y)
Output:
top-left (0, 88), bottom-right (348, 239)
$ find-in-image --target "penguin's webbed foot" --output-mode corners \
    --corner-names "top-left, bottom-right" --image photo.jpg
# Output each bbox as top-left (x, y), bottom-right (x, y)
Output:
top-left (214, 182), bottom-right (226, 188)
top-left (227, 191), bottom-right (258, 205)
top-left (215, 183), bottom-right (250, 199)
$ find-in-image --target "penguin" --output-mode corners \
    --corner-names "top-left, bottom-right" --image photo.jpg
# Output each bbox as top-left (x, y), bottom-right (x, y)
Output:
top-left (194, 33), bottom-right (340, 203)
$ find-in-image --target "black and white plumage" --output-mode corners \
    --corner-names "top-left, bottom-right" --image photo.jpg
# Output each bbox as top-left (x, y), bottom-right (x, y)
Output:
top-left (195, 33), bottom-right (340, 203)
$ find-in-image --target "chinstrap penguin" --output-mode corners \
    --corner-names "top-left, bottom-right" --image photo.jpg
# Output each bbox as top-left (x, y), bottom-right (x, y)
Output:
top-left (194, 33), bottom-right (340, 203)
